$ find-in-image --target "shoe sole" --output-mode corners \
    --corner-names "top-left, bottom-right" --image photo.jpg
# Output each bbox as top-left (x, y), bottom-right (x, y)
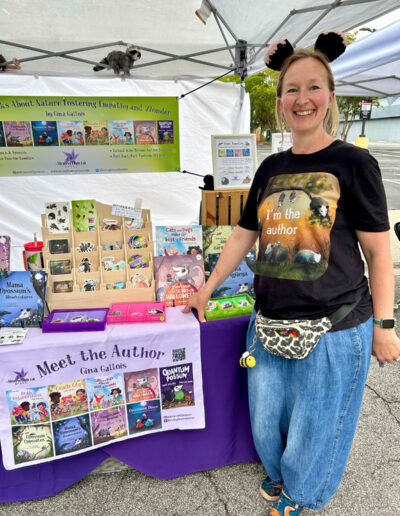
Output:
top-left (259, 485), bottom-right (281, 502)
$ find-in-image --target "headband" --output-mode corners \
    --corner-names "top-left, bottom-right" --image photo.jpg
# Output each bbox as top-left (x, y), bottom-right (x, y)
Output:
top-left (264, 30), bottom-right (347, 71)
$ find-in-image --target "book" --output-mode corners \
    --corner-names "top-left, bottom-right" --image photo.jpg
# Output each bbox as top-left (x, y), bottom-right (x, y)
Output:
top-left (83, 121), bottom-right (109, 145)
top-left (124, 369), bottom-right (160, 403)
top-left (127, 399), bottom-right (162, 434)
top-left (108, 120), bottom-right (134, 145)
top-left (154, 254), bottom-right (205, 307)
top-left (157, 120), bottom-right (174, 144)
top-left (45, 201), bottom-right (71, 233)
top-left (155, 225), bottom-right (203, 256)
top-left (48, 379), bottom-right (89, 421)
top-left (202, 225), bottom-right (234, 272)
top-left (0, 235), bottom-right (10, 271)
top-left (12, 424), bottom-right (54, 464)
top-left (86, 373), bottom-right (125, 411)
top-left (58, 121), bottom-right (85, 145)
top-left (90, 406), bottom-right (128, 445)
top-left (53, 415), bottom-right (92, 456)
top-left (3, 121), bottom-right (33, 147)
top-left (0, 271), bottom-right (48, 328)
top-left (7, 386), bottom-right (50, 425)
top-left (160, 363), bottom-right (195, 410)
top-left (208, 250), bottom-right (256, 298)
top-left (31, 121), bottom-right (59, 146)
top-left (134, 121), bottom-right (157, 145)
top-left (71, 199), bottom-right (97, 232)
top-left (0, 121), bottom-right (6, 147)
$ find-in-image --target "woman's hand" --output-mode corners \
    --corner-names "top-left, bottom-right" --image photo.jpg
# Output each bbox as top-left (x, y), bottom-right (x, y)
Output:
top-left (372, 328), bottom-right (400, 364)
top-left (182, 287), bottom-right (211, 323)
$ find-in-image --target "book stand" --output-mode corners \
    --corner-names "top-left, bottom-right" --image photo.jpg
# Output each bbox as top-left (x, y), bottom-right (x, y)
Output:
top-left (201, 189), bottom-right (249, 226)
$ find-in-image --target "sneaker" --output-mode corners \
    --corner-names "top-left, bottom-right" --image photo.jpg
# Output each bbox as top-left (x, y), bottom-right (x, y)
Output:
top-left (268, 492), bottom-right (303, 515)
top-left (259, 475), bottom-right (283, 502)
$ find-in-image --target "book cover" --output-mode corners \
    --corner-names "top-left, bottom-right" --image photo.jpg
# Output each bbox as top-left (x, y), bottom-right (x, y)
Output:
top-left (71, 199), bottom-right (97, 232)
top-left (86, 373), bottom-right (125, 411)
top-left (12, 424), bottom-right (54, 464)
top-left (7, 386), bottom-right (50, 425)
top-left (155, 225), bottom-right (203, 257)
top-left (58, 121), bottom-right (85, 145)
top-left (208, 250), bottom-right (256, 298)
top-left (0, 271), bottom-right (47, 328)
top-left (202, 225), bottom-right (234, 272)
top-left (0, 121), bottom-right (5, 147)
top-left (31, 121), bottom-right (59, 146)
top-left (90, 406), bottom-right (128, 445)
top-left (108, 120), bottom-right (134, 145)
top-left (124, 369), bottom-right (159, 403)
top-left (3, 121), bottom-right (33, 147)
top-left (157, 120), bottom-right (174, 144)
top-left (160, 363), bottom-right (195, 410)
top-left (45, 201), bottom-right (71, 233)
top-left (83, 121), bottom-right (109, 145)
top-left (48, 379), bottom-right (89, 421)
top-left (134, 121), bottom-right (157, 145)
top-left (0, 235), bottom-right (10, 271)
top-left (53, 415), bottom-right (92, 456)
top-left (127, 399), bottom-right (162, 434)
top-left (154, 254), bottom-right (205, 307)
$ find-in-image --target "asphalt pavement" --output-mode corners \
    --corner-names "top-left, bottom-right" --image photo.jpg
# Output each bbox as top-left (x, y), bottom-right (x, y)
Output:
top-left (1, 140), bottom-right (399, 516)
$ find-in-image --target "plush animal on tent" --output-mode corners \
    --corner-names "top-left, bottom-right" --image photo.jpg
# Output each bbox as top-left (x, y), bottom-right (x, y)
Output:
top-left (93, 45), bottom-right (141, 76)
top-left (0, 54), bottom-right (21, 72)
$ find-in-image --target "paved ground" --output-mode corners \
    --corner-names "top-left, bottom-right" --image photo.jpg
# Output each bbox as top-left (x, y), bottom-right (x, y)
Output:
top-left (1, 141), bottom-right (399, 515)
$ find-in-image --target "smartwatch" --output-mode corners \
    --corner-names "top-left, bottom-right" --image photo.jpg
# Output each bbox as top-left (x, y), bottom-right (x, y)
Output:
top-left (373, 317), bottom-right (396, 329)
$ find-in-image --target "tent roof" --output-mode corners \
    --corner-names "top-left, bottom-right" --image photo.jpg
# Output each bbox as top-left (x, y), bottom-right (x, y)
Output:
top-left (332, 19), bottom-right (400, 97)
top-left (1, 0), bottom-right (399, 79)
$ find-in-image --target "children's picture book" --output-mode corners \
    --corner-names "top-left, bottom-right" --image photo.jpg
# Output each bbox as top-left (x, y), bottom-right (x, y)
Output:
top-left (134, 121), bottom-right (157, 145)
top-left (208, 250), bottom-right (256, 298)
top-left (71, 199), bottom-right (97, 232)
top-left (12, 424), bottom-right (54, 464)
top-left (48, 380), bottom-right (88, 421)
top-left (0, 235), bottom-right (10, 271)
top-left (45, 201), bottom-right (71, 233)
top-left (160, 363), bottom-right (195, 410)
top-left (90, 406), bottom-right (128, 445)
top-left (3, 121), bottom-right (33, 147)
top-left (86, 373), bottom-right (125, 411)
top-left (53, 415), bottom-right (92, 456)
top-left (127, 399), bottom-right (162, 434)
top-left (7, 387), bottom-right (50, 425)
top-left (202, 225), bottom-right (234, 272)
top-left (31, 121), bottom-right (59, 146)
top-left (108, 120), bottom-right (134, 145)
top-left (124, 369), bottom-right (160, 403)
top-left (0, 271), bottom-right (47, 328)
top-left (157, 120), bottom-right (174, 144)
top-left (154, 254), bottom-right (205, 307)
top-left (0, 121), bottom-right (6, 146)
top-left (155, 225), bottom-right (203, 256)
top-left (83, 121), bottom-right (109, 145)
top-left (58, 121), bottom-right (85, 145)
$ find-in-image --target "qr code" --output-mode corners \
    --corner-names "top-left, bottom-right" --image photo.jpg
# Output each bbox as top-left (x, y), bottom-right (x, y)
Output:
top-left (172, 348), bottom-right (186, 362)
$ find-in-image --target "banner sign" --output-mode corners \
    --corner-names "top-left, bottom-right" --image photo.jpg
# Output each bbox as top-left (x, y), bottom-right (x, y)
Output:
top-left (0, 308), bottom-right (204, 470)
top-left (0, 96), bottom-right (179, 176)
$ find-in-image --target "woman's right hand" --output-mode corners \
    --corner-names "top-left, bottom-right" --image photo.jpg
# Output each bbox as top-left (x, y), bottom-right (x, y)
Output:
top-left (182, 287), bottom-right (211, 323)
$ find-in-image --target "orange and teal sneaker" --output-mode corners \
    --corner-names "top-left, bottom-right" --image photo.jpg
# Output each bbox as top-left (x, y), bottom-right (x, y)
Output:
top-left (268, 492), bottom-right (303, 515)
top-left (259, 475), bottom-right (283, 502)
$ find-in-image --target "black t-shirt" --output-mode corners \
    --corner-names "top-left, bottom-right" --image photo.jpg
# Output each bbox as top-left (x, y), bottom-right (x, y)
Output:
top-left (238, 139), bottom-right (389, 331)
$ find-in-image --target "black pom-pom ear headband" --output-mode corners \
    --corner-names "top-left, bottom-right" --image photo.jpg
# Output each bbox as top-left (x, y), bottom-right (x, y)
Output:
top-left (264, 30), bottom-right (347, 71)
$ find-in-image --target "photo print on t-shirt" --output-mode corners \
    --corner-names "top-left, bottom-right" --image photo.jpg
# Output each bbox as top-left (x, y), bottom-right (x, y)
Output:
top-left (257, 172), bottom-right (340, 281)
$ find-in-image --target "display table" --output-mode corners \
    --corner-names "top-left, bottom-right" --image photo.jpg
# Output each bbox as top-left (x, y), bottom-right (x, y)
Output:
top-left (0, 314), bottom-right (258, 503)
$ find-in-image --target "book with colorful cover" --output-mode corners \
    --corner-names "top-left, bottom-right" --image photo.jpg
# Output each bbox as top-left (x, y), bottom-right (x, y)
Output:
top-left (12, 424), bottom-right (54, 464)
top-left (31, 121), bottom-right (59, 146)
top-left (154, 254), bottom-right (205, 307)
top-left (157, 120), bottom-right (174, 144)
top-left (4, 121), bottom-right (33, 147)
top-left (48, 379), bottom-right (89, 421)
top-left (71, 199), bottom-right (97, 232)
top-left (7, 386), bottom-right (50, 425)
top-left (0, 271), bottom-right (47, 328)
top-left (202, 225), bottom-right (234, 272)
top-left (127, 399), bottom-right (162, 434)
top-left (155, 225), bottom-right (203, 256)
top-left (160, 363), bottom-right (195, 410)
top-left (124, 369), bottom-right (159, 403)
top-left (0, 121), bottom-right (6, 147)
top-left (90, 406), bottom-right (128, 445)
top-left (53, 415), bottom-right (92, 456)
top-left (108, 120), bottom-right (134, 145)
top-left (86, 373), bottom-right (125, 411)
top-left (208, 250), bottom-right (256, 298)
top-left (83, 121), bottom-right (109, 145)
top-left (58, 121), bottom-right (85, 145)
top-left (134, 121), bottom-right (157, 145)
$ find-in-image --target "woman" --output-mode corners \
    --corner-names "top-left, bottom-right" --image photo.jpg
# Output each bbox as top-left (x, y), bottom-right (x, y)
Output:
top-left (183, 31), bottom-right (400, 515)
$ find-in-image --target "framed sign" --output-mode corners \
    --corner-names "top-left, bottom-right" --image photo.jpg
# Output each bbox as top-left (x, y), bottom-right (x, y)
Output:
top-left (211, 134), bottom-right (257, 190)
top-left (271, 132), bottom-right (292, 153)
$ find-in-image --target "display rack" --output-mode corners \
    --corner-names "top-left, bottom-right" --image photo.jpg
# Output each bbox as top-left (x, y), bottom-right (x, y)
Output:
top-left (42, 202), bottom-right (155, 310)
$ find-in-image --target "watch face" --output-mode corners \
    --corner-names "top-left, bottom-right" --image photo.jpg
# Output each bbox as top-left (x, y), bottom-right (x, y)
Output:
top-left (381, 318), bottom-right (395, 329)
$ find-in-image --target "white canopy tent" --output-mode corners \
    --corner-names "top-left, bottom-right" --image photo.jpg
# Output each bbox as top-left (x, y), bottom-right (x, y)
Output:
top-left (0, 0), bottom-right (399, 268)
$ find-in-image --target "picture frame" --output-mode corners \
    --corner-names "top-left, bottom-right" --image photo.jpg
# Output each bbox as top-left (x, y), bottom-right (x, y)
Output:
top-left (211, 134), bottom-right (257, 190)
top-left (271, 132), bottom-right (293, 153)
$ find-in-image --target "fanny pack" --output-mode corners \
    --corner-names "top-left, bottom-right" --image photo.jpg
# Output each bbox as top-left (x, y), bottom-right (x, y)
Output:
top-left (254, 298), bottom-right (360, 360)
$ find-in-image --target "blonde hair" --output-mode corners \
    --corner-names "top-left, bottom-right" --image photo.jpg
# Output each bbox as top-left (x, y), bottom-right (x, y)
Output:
top-left (275, 49), bottom-right (339, 137)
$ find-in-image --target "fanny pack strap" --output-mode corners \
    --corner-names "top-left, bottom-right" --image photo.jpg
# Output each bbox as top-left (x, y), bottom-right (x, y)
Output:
top-left (328, 296), bottom-right (361, 326)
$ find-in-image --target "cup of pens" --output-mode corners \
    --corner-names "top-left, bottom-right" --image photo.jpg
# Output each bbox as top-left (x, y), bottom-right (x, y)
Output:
top-left (23, 235), bottom-right (44, 271)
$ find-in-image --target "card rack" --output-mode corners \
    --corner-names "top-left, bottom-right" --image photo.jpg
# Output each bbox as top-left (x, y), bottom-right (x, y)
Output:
top-left (42, 202), bottom-right (155, 310)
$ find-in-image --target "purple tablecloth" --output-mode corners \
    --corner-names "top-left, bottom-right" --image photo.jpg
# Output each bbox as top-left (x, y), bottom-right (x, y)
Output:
top-left (0, 315), bottom-right (259, 502)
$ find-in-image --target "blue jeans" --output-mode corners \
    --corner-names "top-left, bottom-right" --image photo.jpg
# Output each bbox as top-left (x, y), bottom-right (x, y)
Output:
top-left (247, 311), bottom-right (373, 510)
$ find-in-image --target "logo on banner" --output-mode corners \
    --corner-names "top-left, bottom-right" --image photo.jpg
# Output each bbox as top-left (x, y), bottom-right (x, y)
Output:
top-left (57, 150), bottom-right (86, 166)
top-left (8, 368), bottom-right (35, 384)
